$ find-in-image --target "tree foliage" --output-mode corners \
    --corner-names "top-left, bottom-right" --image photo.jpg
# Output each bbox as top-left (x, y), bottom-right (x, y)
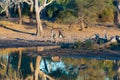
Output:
top-left (75, 0), bottom-right (114, 24)
top-left (0, 0), bottom-right (116, 25)
top-left (44, 0), bottom-right (114, 24)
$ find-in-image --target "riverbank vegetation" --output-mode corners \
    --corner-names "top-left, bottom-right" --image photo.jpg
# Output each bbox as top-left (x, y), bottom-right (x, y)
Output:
top-left (61, 37), bottom-right (120, 51)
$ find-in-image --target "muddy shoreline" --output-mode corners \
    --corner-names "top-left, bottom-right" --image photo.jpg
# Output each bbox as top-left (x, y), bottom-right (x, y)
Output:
top-left (0, 39), bottom-right (120, 60)
top-left (29, 48), bottom-right (120, 60)
top-left (0, 39), bottom-right (59, 48)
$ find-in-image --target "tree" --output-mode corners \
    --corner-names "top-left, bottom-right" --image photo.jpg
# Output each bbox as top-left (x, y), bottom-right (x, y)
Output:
top-left (15, 0), bottom-right (34, 24)
top-left (7, 0), bottom-right (33, 24)
top-left (0, 0), bottom-right (24, 24)
top-left (35, 0), bottom-right (55, 36)
top-left (76, 0), bottom-right (114, 29)
top-left (0, 0), bottom-right (11, 18)
top-left (24, 0), bottom-right (34, 23)
top-left (17, 3), bottom-right (22, 24)
top-left (113, 0), bottom-right (120, 27)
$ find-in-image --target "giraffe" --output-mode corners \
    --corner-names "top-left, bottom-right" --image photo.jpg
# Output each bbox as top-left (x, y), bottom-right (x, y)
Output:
top-left (51, 27), bottom-right (64, 43)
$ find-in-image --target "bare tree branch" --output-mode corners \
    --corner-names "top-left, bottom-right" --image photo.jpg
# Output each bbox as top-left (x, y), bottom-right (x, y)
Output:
top-left (44, 0), bottom-right (55, 7)
top-left (38, 0), bottom-right (55, 13)
top-left (0, 1), bottom-right (8, 13)
top-left (38, 71), bottom-right (55, 80)
top-left (24, 0), bottom-right (33, 5)
top-left (0, 62), bottom-right (6, 69)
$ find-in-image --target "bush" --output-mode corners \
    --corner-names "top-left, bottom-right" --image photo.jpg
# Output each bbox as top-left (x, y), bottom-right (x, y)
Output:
top-left (74, 39), bottom-right (98, 50)
top-left (56, 10), bottom-right (77, 24)
top-left (98, 8), bottom-right (114, 23)
top-left (81, 39), bottom-right (95, 49)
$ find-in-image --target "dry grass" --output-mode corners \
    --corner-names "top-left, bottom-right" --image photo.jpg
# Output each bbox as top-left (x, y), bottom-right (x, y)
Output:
top-left (0, 17), bottom-right (120, 43)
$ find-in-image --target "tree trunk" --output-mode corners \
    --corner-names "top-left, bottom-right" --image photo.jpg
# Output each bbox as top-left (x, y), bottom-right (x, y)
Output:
top-left (35, 0), bottom-right (43, 36)
top-left (81, 19), bottom-right (85, 30)
top-left (5, 9), bottom-right (10, 18)
top-left (6, 55), bottom-right (10, 76)
top-left (18, 4), bottom-right (22, 24)
top-left (78, 17), bottom-right (85, 31)
top-left (29, 3), bottom-right (33, 24)
top-left (34, 56), bottom-right (54, 80)
top-left (36, 12), bottom-right (42, 36)
top-left (114, 11), bottom-right (119, 26)
top-left (36, 47), bottom-right (43, 52)
top-left (30, 58), bottom-right (34, 73)
top-left (34, 56), bottom-right (41, 80)
top-left (17, 50), bottom-right (22, 71)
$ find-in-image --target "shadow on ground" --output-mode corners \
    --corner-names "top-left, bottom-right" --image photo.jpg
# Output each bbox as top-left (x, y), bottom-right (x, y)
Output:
top-left (0, 24), bottom-right (35, 35)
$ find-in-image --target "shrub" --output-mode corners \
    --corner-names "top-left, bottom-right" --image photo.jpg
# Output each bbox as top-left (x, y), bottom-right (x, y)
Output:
top-left (74, 39), bottom-right (97, 50)
top-left (56, 10), bottom-right (77, 24)
top-left (98, 8), bottom-right (114, 23)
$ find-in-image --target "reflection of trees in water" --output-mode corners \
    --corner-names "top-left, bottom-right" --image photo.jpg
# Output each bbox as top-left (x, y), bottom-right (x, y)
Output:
top-left (10, 52), bottom-right (32, 78)
top-left (63, 57), bottom-right (120, 80)
top-left (0, 52), bottom-right (22, 79)
top-left (113, 60), bottom-right (120, 80)
top-left (10, 53), bottom-right (55, 80)
top-left (1, 49), bottom-right (120, 80)
top-left (40, 57), bottom-right (78, 80)
top-left (0, 54), bottom-right (8, 78)
top-left (0, 46), bottom-right (60, 80)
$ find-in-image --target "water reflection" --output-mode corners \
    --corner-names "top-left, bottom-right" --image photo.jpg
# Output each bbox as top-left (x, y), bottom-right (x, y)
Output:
top-left (0, 47), bottom-right (120, 80)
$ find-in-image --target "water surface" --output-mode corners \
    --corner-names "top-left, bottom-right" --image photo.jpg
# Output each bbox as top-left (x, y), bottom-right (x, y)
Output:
top-left (0, 46), bottom-right (120, 80)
